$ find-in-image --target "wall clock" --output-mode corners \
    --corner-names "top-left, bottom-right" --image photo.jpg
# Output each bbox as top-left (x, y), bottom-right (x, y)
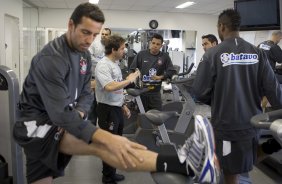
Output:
top-left (149, 20), bottom-right (158, 29)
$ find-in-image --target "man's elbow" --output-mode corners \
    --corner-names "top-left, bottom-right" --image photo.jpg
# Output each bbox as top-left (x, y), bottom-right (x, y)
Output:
top-left (104, 87), bottom-right (112, 92)
top-left (193, 91), bottom-right (211, 105)
top-left (104, 85), bottom-right (114, 92)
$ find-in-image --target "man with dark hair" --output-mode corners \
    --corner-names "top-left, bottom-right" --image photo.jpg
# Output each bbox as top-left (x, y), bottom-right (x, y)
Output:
top-left (13, 3), bottom-right (220, 184)
top-left (95, 35), bottom-right (140, 183)
top-left (193, 9), bottom-right (282, 184)
top-left (129, 33), bottom-right (177, 112)
top-left (89, 27), bottom-right (112, 65)
top-left (201, 34), bottom-right (218, 52)
top-left (88, 27), bottom-right (112, 126)
top-left (102, 28), bottom-right (111, 37)
top-left (184, 34), bottom-right (218, 92)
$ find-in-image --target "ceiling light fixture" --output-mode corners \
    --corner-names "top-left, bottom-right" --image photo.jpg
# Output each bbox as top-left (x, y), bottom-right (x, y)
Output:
top-left (176, 1), bottom-right (195, 9)
top-left (89, 0), bottom-right (99, 4)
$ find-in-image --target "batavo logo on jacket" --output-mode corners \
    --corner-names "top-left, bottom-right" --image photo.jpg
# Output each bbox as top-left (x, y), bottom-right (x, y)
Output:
top-left (259, 44), bottom-right (271, 51)
top-left (220, 53), bottom-right (258, 67)
top-left (143, 68), bottom-right (157, 82)
top-left (80, 56), bottom-right (87, 74)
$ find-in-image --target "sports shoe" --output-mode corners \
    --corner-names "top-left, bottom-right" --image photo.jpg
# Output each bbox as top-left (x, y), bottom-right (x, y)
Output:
top-left (177, 115), bottom-right (220, 184)
top-left (102, 173), bottom-right (125, 184)
top-left (113, 173), bottom-right (125, 182)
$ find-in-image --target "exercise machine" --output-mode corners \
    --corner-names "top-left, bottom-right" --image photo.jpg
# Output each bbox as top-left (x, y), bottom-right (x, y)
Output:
top-left (134, 76), bottom-right (199, 152)
top-left (0, 65), bottom-right (24, 184)
top-left (122, 88), bottom-right (149, 135)
top-left (139, 110), bottom-right (193, 184)
top-left (251, 109), bottom-right (282, 174)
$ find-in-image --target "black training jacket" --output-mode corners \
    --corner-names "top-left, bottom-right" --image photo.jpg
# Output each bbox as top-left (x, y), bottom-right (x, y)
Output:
top-left (258, 40), bottom-right (282, 71)
top-left (193, 37), bottom-right (282, 139)
top-left (17, 34), bottom-right (96, 143)
top-left (129, 50), bottom-right (176, 92)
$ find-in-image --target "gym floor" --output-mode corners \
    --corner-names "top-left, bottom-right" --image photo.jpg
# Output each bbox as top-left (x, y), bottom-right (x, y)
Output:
top-left (52, 155), bottom-right (282, 184)
top-left (53, 97), bottom-right (282, 184)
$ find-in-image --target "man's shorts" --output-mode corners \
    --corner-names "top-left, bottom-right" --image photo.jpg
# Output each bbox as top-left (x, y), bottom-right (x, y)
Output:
top-left (13, 121), bottom-right (72, 183)
top-left (215, 136), bottom-right (258, 174)
top-left (140, 92), bottom-right (162, 112)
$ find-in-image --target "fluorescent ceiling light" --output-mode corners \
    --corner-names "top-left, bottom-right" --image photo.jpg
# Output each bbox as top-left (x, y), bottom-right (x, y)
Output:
top-left (89, 0), bottom-right (99, 4)
top-left (176, 1), bottom-right (195, 9)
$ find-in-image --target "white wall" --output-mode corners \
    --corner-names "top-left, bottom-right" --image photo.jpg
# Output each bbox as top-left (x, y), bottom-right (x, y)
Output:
top-left (23, 7), bottom-right (39, 79)
top-left (23, 7), bottom-right (38, 28)
top-left (240, 31), bottom-right (271, 46)
top-left (38, 8), bottom-right (219, 65)
top-left (0, 0), bottom-right (23, 83)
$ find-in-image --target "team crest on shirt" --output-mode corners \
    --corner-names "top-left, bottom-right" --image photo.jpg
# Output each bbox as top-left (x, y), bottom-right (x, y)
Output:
top-left (79, 56), bottom-right (87, 74)
top-left (220, 53), bottom-right (258, 67)
top-left (149, 68), bottom-right (157, 76)
top-left (157, 58), bottom-right (163, 65)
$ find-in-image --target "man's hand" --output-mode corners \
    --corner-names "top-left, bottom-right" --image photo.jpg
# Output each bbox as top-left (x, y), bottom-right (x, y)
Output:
top-left (122, 105), bottom-right (131, 119)
top-left (126, 70), bottom-right (140, 83)
top-left (92, 129), bottom-right (147, 169)
top-left (151, 75), bottom-right (164, 81)
top-left (91, 80), bottom-right (96, 90)
top-left (106, 133), bottom-right (147, 169)
top-left (77, 110), bottom-right (84, 119)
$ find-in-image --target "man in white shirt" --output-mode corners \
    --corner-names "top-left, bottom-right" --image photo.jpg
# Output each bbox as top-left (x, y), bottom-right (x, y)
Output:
top-left (88, 28), bottom-right (111, 125)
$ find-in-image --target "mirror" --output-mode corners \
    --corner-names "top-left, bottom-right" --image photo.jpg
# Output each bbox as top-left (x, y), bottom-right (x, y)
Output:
top-left (111, 28), bottom-right (197, 73)
top-left (23, 27), bottom-right (197, 75)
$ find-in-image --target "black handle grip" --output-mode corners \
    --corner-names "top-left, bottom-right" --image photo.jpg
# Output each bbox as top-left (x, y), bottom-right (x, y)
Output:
top-left (250, 109), bottom-right (282, 128)
top-left (0, 154), bottom-right (8, 180)
top-left (177, 63), bottom-right (194, 77)
top-left (0, 155), bottom-right (6, 163)
top-left (171, 77), bottom-right (194, 84)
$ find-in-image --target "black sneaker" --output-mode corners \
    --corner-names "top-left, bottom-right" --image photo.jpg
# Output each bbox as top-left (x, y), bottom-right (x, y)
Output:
top-left (102, 176), bottom-right (117, 184)
top-left (113, 173), bottom-right (125, 182)
top-left (102, 174), bottom-right (125, 184)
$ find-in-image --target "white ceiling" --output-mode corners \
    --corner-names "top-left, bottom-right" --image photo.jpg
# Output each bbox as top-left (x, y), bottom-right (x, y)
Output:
top-left (23, 0), bottom-right (235, 15)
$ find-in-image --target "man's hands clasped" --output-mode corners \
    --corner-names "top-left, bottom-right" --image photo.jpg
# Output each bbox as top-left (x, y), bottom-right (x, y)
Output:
top-left (107, 133), bottom-right (147, 169)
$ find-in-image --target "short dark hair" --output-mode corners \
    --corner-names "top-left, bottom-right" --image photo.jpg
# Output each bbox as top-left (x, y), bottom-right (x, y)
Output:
top-left (104, 35), bottom-right (126, 55)
top-left (70, 2), bottom-right (105, 26)
top-left (103, 28), bottom-right (112, 35)
top-left (218, 9), bottom-right (241, 31)
top-left (151, 33), bottom-right (163, 43)
top-left (202, 34), bottom-right (218, 45)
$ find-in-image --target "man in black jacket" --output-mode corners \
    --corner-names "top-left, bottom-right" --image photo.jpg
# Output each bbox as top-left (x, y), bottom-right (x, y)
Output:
top-left (13, 3), bottom-right (220, 184)
top-left (193, 9), bottom-right (282, 184)
top-left (129, 33), bottom-right (177, 111)
top-left (258, 30), bottom-right (282, 82)
top-left (202, 34), bottom-right (218, 52)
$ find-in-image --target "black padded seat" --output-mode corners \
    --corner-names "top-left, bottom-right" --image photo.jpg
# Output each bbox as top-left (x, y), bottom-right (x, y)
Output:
top-left (145, 110), bottom-right (179, 126)
top-left (126, 88), bottom-right (149, 97)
